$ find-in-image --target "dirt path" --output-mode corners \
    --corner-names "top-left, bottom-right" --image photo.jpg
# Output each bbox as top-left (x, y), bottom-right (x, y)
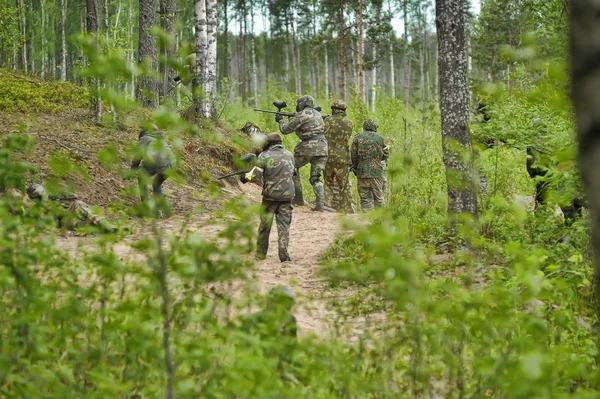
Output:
top-left (55, 182), bottom-right (344, 338)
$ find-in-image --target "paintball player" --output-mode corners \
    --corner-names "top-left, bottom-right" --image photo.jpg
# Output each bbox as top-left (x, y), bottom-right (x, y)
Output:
top-left (241, 285), bottom-right (297, 340)
top-left (277, 95), bottom-right (334, 212)
top-left (173, 52), bottom-right (196, 85)
top-left (323, 99), bottom-right (355, 214)
top-left (351, 119), bottom-right (389, 212)
top-left (241, 133), bottom-right (295, 263)
top-left (26, 184), bottom-right (118, 233)
top-left (131, 126), bottom-right (176, 202)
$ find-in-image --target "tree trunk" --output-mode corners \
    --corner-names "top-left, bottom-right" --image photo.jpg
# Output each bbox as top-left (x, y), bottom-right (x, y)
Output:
top-left (114, 0), bottom-right (122, 40)
top-left (371, 44), bottom-right (376, 111)
top-left (104, 0), bottom-right (109, 43)
top-left (291, 19), bottom-right (301, 93)
top-left (403, 0), bottom-right (410, 109)
top-left (285, 18), bottom-right (291, 92)
top-left (436, 0), bottom-right (477, 222)
top-left (87, 0), bottom-right (102, 119)
top-left (206, 0), bottom-right (217, 117)
top-left (160, 0), bottom-right (177, 99)
top-left (223, 0), bottom-right (230, 80)
top-left (238, 12), bottom-right (244, 97)
top-left (339, 5), bottom-right (346, 101)
top-left (251, 15), bottom-right (258, 107)
top-left (138, 0), bottom-right (158, 108)
top-left (60, 0), bottom-right (67, 81)
top-left (16, 0), bottom-right (27, 71)
top-left (195, 0), bottom-right (207, 108)
top-left (325, 44), bottom-right (330, 99)
top-left (571, 0), bottom-right (600, 329)
top-left (127, 0), bottom-right (135, 98)
top-left (390, 39), bottom-right (395, 98)
top-left (358, 0), bottom-right (364, 100)
top-left (420, 42), bottom-right (425, 108)
top-left (41, 0), bottom-right (46, 78)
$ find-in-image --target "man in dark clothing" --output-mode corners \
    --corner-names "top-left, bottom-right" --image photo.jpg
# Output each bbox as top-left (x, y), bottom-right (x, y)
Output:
top-left (131, 127), bottom-right (176, 202)
top-left (242, 133), bottom-right (295, 262)
top-left (351, 119), bottom-right (389, 212)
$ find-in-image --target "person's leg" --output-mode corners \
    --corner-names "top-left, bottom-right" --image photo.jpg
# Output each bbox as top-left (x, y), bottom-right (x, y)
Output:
top-left (138, 174), bottom-right (149, 202)
top-left (256, 200), bottom-right (276, 259)
top-left (358, 179), bottom-right (374, 212)
top-left (310, 156), bottom-right (333, 211)
top-left (372, 178), bottom-right (385, 208)
top-left (275, 202), bottom-right (293, 262)
top-left (153, 173), bottom-right (167, 197)
top-left (323, 161), bottom-right (336, 208)
top-left (336, 164), bottom-right (353, 213)
top-left (293, 155), bottom-right (309, 206)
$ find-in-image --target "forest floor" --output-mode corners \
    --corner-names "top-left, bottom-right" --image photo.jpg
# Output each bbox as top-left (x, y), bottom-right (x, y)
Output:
top-left (54, 181), bottom-right (367, 339)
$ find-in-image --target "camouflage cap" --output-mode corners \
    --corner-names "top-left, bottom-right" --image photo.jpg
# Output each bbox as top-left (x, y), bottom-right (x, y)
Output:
top-left (27, 183), bottom-right (46, 200)
top-left (363, 118), bottom-right (378, 132)
top-left (296, 95), bottom-right (315, 111)
top-left (267, 133), bottom-right (283, 143)
top-left (331, 99), bottom-right (347, 110)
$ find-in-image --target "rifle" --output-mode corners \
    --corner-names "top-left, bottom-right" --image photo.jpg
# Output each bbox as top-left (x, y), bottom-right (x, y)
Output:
top-left (217, 153), bottom-right (257, 180)
top-left (254, 100), bottom-right (327, 118)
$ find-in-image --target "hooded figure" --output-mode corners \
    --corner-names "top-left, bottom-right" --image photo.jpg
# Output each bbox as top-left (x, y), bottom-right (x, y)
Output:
top-left (277, 95), bottom-right (334, 212)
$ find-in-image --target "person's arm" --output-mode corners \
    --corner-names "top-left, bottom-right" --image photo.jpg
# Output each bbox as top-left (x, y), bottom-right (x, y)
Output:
top-left (351, 137), bottom-right (358, 171)
top-left (279, 115), bottom-right (304, 135)
top-left (241, 154), bottom-right (266, 183)
top-left (382, 138), bottom-right (390, 161)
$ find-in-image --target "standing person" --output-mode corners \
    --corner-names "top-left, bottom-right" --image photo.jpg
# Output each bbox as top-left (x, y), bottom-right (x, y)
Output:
top-left (351, 119), bottom-right (389, 212)
top-left (131, 126), bottom-right (176, 202)
top-left (241, 133), bottom-right (295, 263)
top-left (323, 99), bottom-right (355, 214)
top-left (277, 95), bottom-right (334, 212)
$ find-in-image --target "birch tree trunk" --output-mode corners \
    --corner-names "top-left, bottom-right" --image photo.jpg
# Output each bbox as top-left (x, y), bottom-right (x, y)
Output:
top-left (16, 0), bottom-right (27, 71)
top-left (371, 45), bottom-right (377, 111)
top-left (285, 18), bottom-right (291, 92)
top-left (570, 0), bottom-right (600, 329)
top-left (60, 0), bottom-right (67, 81)
top-left (251, 14), bottom-right (258, 107)
top-left (339, 5), bottom-right (346, 101)
top-left (358, 0), bottom-right (364, 100)
top-left (194, 0), bottom-right (207, 110)
top-left (325, 44), bottom-right (330, 99)
top-left (113, 0), bottom-right (122, 40)
top-left (436, 0), bottom-right (477, 222)
top-left (403, 0), bottom-right (410, 109)
top-left (41, 0), bottom-right (46, 78)
top-left (206, 0), bottom-right (218, 117)
top-left (292, 19), bottom-right (301, 93)
top-left (138, 0), bottom-right (158, 108)
top-left (104, 0), bottom-right (109, 43)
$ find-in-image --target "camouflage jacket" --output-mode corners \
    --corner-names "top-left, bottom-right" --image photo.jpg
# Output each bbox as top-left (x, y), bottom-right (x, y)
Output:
top-left (279, 108), bottom-right (325, 142)
top-left (324, 109), bottom-right (353, 165)
top-left (351, 131), bottom-right (388, 179)
top-left (133, 131), bottom-right (176, 175)
top-left (257, 144), bottom-right (295, 202)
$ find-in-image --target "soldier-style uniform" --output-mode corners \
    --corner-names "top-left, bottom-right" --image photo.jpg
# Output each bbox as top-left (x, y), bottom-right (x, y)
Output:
top-left (323, 99), bottom-right (355, 214)
top-left (351, 119), bottom-right (389, 212)
top-left (132, 128), bottom-right (175, 202)
top-left (278, 95), bottom-right (333, 212)
top-left (26, 184), bottom-right (117, 233)
top-left (243, 133), bottom-right (295, 262)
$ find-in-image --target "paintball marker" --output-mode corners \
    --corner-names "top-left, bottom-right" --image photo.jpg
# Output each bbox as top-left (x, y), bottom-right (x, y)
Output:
top-left (217, 153), bottom-right (257, 180)
top-left (253, 101), bottom-right (326, 117)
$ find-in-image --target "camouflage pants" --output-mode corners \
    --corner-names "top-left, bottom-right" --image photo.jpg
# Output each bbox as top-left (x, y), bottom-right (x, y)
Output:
top-left (139, 172), bottom-right (167, 201)
top-left (257, 200), bottom-right (292, 261)
top-left (294, 154), bottom-right (327, 205)
top-left (324, 162), bottom-right (355, 213)
top-left (62, 200), bottom-right (116, 232)
top-left (357, 178), bottom-right (385, 212)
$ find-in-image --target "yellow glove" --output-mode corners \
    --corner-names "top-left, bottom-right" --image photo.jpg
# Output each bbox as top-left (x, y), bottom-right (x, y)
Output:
top-left (244, 166), bottom-right (263, 182)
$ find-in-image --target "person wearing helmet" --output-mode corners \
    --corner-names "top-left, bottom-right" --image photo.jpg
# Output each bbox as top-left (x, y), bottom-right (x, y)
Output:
top-left (351, 119), bottom-right (389, 212)
top-left (26, 183), bottom-right (118, 233)
top-left (323, 99), bottom-right (355, 214)
top-left (277, 95), bottom-right (334, 212)
top-left (241, 133), bottom-right (295, 262)
top-left (132, 125), bottom-right (176, 203)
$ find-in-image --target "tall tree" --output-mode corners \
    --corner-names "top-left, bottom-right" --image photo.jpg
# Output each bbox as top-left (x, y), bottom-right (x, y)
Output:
top-left (15, 0), bottom-right (26, 71)
top-left (160, 0), bottom-right (177, 99)
top-left (358, 0), bottom-right (364, 100)
top-left (436, 0), bottom-right (477, 223)
top-left (205, 0), bottom-right (217, 116)
top-left (571, 0), bottom-right (600, 324)
top-left (138, 0), bottom-right (158, 108)
top-left (339, 5), bottom-right (346, 100)
top-left (60, 0), bottom-right (67, 81)
top-left (87, 0), bottom-right (102, 120)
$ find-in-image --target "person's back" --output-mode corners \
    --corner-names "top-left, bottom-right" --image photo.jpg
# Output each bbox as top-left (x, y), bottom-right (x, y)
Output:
top-left (137, 130), bottom-right (175, 176)
top-left (352, 131), bottom-right (385, 179)
top-left (258, 144), bottom-right (295, 202)
top-left (324, 105), bottom-right (353, 162)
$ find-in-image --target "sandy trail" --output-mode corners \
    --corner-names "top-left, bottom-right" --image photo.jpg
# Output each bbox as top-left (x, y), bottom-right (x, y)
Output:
top-left (55, 183), bottom-right (344, 338)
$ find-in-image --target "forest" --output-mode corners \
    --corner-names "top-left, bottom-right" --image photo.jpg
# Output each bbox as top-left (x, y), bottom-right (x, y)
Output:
top-left (3, 0), bottom-right (600, 397)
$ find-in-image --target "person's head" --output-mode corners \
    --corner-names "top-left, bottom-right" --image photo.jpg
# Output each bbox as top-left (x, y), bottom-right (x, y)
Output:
top-left (27, 183), bottom-right (47, 201)
top-left (296, 95), bottom-right (315, 112)
top-left (331, 99), bottom-right (347, 115)
top-left (263, 133), bottom-right (283, 151)
top-left (266, 285), bottom-right (295, 312)
top-left (363, 118), bottom-right (378, 132)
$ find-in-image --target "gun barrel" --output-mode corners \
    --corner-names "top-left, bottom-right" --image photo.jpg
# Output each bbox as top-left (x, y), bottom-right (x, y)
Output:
top-left (253, 108), bottom-right (294, 117)
top-left (217, 170), bottom-right (247, 180)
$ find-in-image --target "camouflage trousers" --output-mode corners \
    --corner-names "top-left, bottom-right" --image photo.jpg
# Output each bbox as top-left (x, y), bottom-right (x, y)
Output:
top-left (293, 154), bottom-right (327, 205)
top-left (257, 200), bottom-right (293, 261)
top-left (324, 163), bottom-right (355, 213)
top-left (139, 172), bottom-right (168, 201)
top-left (62, 200), bottom-right (116, 232)
top-left (357, 178), bottom-right (385, 212)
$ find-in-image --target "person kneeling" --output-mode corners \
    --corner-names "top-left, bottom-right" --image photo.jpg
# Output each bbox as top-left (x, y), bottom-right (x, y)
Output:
top-left (241, 133), bottom-right (295, 263)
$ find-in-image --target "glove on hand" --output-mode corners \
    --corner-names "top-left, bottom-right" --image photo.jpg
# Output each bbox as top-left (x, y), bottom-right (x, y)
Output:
top-left (240, 174), bottom-right (248, 184)
top-left (275, 112), bottom-right (283, 123)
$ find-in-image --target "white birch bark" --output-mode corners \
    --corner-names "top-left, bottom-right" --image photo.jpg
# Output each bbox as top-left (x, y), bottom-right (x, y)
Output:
top-left (251, 34), bottom-right (258, 107)
top-left (194, 0), bottom-right (207, 101)
top-left (324, 44), bottom-right (329, 99)
top-left (371, 45), bottom-right (376, 111)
